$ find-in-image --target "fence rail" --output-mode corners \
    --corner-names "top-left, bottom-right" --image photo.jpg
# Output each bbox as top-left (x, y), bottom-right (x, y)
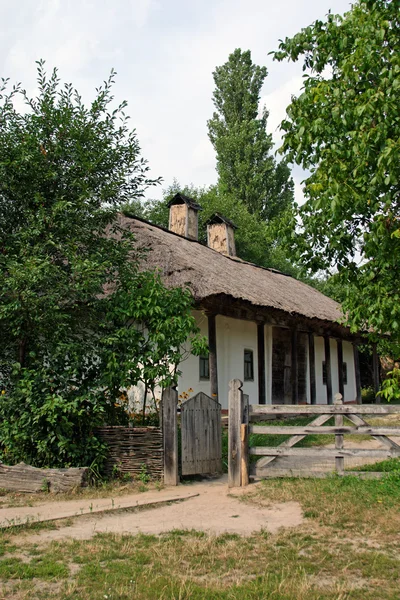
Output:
top-left (228, 380), bottom-right (400, 487)
top-left (249, 404), bottom-right (400, 415)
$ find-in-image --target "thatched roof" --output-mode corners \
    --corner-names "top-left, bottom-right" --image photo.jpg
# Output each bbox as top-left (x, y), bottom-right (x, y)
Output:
top-left (117, 214), bottom-right (343, 327)
top-left (167, 193), bottom-right (202, 211)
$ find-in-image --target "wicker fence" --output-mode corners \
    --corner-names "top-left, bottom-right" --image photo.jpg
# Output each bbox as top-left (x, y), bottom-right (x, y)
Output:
top-left (96, 426), bottom-right (163, 479)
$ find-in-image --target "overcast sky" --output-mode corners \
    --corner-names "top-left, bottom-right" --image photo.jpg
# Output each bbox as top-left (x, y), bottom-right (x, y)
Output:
top-left (1, 0), bottom-right (352, 203)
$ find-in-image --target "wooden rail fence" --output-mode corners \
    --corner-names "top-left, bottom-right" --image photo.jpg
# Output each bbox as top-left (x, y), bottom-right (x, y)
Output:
top-left (228, 379), bottom-right (400, 487)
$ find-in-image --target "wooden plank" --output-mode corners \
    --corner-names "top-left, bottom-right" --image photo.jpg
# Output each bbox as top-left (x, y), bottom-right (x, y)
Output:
top-left (228, 379), bottom-right (243, 487)
top-left (373, 343), bottom-right (380, 403)
top-left (291, 327), bottom-right (299, 404)
top-left (250, 447), bottom-right (400, 458)
top-left (249, 404), bottom-right (400, 415)
top-left (241, 424), bottom-right (249, 486)
top-left (250, 467), bottom-right (386, 479)
top-left (198, 393), bottom-right (206, 473)
top-left (212, 399), bottom-right (222, 474)
top-left (308, 333), bottom-right (316, 405)
top-left (249, 425), bottom-right (400, 436)
top-left (181, 392), bottom-right (222, 475)
top-left (257, 322), bottom-right (266, 405)
top-left (324, 335), bottom-right (333, 405)
top-left (353, 344), bottom-right (362, 405)
top-left (241, 394), bottom-right (249, 486)
top-left (208, 313), bottom-right (219, 399)
top-left (337, 340), bottom-right (344, 400)
top-left (334, 395), bottom-right (344, 475)
top-left (162, 387), bottom-right (179, 486)
top-left (346, 413), bottom-right (400, 451)
top-left (254, 413), bottom-right (332, 470)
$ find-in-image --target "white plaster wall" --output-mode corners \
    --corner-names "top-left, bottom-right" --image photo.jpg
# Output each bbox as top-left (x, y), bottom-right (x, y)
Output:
top-left (177, 312), bottom-right (358, 408)
top-left (265, 325), bottom-right (273, 404)
top-left (315, 336), bottom-right (327, 404)
top-left (313, 336), bottom-right (356, 403)
top-left (343, 341), bottom-right (356, 402)
top-left (216, 315), bottom-right (258, 409)
top-left (177, 310), bottom-right (211, 399)
top-left (330, 339), bottom-right (340, 398)
top-left (177, 312), bottom-right (258, 409)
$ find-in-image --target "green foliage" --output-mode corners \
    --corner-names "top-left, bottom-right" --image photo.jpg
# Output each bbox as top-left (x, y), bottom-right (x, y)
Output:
top-left (0, 62), bottom-right (206, 467)
top-left (273, 1), bottom-right (400, 350)
top-left (378, 368), bottom-right (400, 403)
top-left (208, 48), bottom-right (294, 221)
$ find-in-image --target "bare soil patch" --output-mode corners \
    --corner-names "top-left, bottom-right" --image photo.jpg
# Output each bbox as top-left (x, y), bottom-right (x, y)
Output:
top-left (11, 478), bottom-right (303, 543)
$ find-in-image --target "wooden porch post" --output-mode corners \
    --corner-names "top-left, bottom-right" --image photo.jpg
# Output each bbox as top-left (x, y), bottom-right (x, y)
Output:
top-left (324, 335), bottom-right (333, 405)
top-left (353, 343), bottom-right (362, 404)
top-left (337, 339), bottom-right (345, 400)
top-left (308, 332), bottom-right (316, 405)
top-left (372, 342), bottom-right (380, 403)
top-left (257, 322), bottom-right (266, 405)
top-left (208, 313), bottom-right (218, 399)
top-left (291, 327), bottom-right (299, 404)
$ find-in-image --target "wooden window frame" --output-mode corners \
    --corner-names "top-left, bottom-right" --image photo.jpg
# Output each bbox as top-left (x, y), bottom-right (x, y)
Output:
top-left (244, 349), bottom-right (254, 382)
top-left (342, 362), bottom-right (348, 386)
top-left (199, 355), bottom-right (210, 381)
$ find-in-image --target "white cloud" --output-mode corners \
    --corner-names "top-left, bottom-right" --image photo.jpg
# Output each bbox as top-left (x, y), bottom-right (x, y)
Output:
top-left (0, 0), bottom-right (352, 202)
top-left (261, 75), bottom-right (304, 147)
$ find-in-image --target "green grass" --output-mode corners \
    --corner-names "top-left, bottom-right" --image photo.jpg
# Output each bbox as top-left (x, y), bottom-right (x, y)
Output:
top-left (0, 556), bottom-right (69, 580)
top-left (352, 457), bottom-right (400, 472)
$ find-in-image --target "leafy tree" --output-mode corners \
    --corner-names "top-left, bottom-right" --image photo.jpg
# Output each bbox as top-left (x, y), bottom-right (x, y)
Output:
top-left (0, 62), bottom-right (205, 467)
top-left (207, 48), bottom-right (294, 221)
top-left (273, 0), bottom-right (400, 352)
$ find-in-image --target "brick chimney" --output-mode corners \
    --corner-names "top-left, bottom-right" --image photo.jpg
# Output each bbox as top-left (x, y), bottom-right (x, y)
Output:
top-left (168, 193), bottom-right (202, 240)
top-left (206, 213), bottom-right (237, 256)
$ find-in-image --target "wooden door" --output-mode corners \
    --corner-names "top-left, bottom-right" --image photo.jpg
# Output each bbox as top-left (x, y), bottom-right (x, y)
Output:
top-left (181, 392), bottom-right (222, 475)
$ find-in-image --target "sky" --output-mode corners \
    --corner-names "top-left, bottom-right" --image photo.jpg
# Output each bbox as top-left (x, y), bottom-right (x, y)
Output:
top-left (0, 0), bottom-right (352, 204)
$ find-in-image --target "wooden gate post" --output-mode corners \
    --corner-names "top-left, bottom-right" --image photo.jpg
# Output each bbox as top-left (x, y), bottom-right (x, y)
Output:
top-left (241, 394), bottom-right (249, 486)
top-left (334, 393), bottom-right (344, 475)
top-left (228, 379), bottom-right (246, 487)
top-left (162, 387), bottom-right (179, 486)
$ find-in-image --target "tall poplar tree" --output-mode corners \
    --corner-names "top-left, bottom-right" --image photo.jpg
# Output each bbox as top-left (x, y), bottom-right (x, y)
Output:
top-left (207, 48), bottom-right (294, 221)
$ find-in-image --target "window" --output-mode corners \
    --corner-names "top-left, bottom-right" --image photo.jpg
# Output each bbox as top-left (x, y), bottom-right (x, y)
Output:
top-left (322, 361), bottom-right (327, 385)
top-left (244, 349), bottom-right (254, 381)
top-left (199, 355), bottom-right (209, 380)
top-left (342, 362), bottom-right (348, 385)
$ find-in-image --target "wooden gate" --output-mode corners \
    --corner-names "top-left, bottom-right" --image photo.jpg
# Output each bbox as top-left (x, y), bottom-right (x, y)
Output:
top-left (227, 379), bottom-right (400, 487)
top-left (181, 392), bottom-right (222, 476)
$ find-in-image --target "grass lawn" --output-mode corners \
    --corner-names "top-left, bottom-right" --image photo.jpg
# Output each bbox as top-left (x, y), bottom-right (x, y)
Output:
top-left (1, 471), bottom-right (400, 599)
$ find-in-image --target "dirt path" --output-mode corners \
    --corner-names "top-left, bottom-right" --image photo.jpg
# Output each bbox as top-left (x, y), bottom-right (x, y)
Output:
top-left (5, 477), bottom-right (303, 542)
top-left (0, 486), bottom-right (200, 529)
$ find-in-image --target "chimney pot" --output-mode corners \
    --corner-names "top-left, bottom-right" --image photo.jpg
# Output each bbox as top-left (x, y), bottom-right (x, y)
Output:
top-left (206, 213), bottom-right (237, 256)
top-left (168, 193), bottom-right (202, 240)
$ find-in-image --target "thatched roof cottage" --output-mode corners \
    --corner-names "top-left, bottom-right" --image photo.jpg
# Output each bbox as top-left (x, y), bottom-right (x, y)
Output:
top-left (119, 193), bottom-right (364, 408)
